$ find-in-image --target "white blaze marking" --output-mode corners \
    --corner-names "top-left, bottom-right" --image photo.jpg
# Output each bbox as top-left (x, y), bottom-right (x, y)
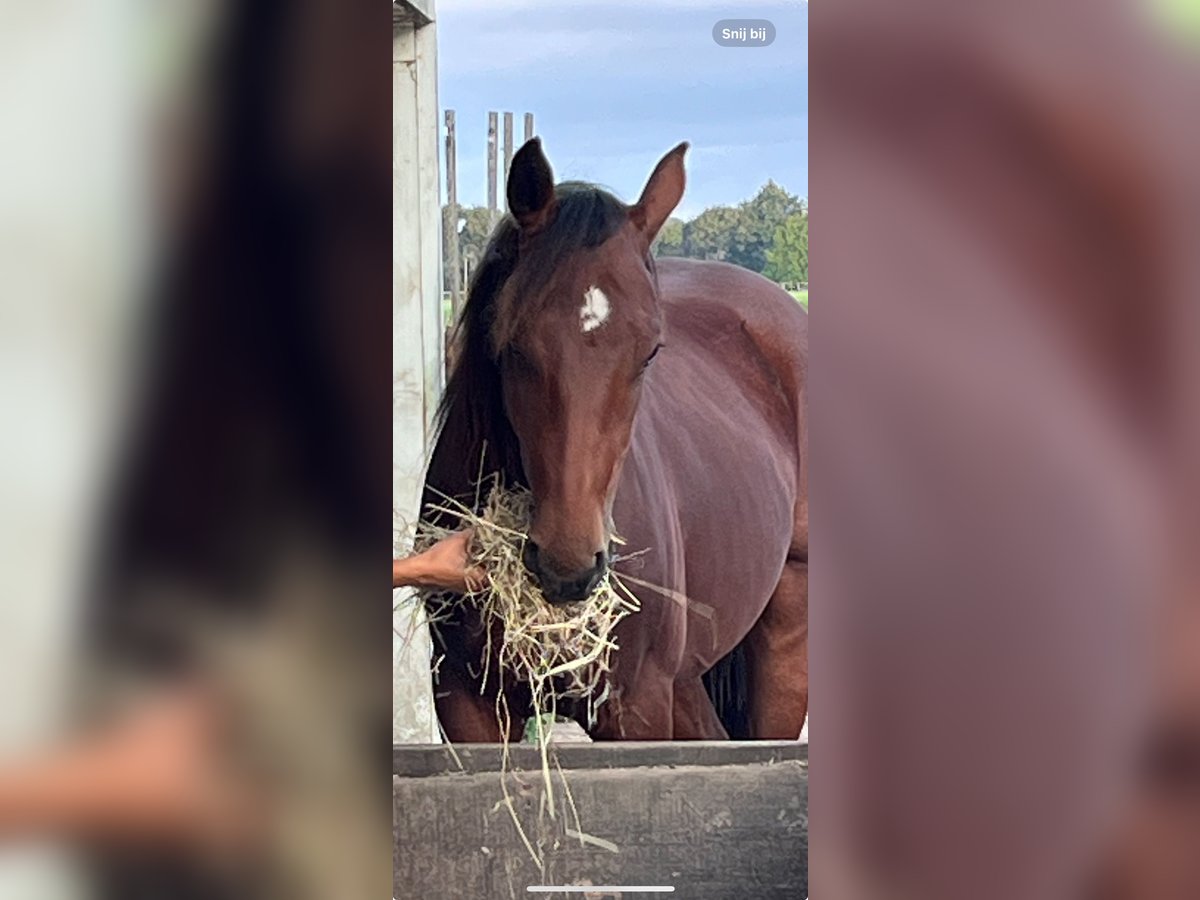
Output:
top-left (580, 285), bottom-right (610, 333)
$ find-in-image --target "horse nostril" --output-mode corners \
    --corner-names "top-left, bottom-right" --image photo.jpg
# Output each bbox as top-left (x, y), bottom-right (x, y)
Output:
top-left (522, 540), bottom-right (541, 581)
top-left (523, 544), bottom-right (609, 603)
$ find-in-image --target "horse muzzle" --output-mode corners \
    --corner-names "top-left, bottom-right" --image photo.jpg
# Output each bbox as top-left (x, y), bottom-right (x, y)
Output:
top-left (522, 541), bottom-right (609, 604)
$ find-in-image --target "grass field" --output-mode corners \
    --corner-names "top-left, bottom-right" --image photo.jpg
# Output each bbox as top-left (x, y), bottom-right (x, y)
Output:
top-left (790, 290), bottom-right (808, 309)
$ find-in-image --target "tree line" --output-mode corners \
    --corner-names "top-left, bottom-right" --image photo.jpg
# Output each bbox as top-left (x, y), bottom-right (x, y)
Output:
top-left (652, 181), bottom-right (807, 284)
top-left (443, 180), bottom-right (808, 288)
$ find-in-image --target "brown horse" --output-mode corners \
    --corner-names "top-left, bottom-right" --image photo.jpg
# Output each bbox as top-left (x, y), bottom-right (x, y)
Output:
top-left (423, 139), bottom-right (807, 741)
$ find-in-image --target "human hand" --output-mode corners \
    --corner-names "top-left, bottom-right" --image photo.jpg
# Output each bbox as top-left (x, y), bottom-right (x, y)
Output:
top-left (393, 529), bottom-right (486, 592)
top-left (81, 687), bottom-right (262, 854)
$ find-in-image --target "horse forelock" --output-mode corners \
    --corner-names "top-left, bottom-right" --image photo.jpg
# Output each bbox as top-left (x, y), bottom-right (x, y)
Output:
top-left (492, 184), bottom-right (630, 349)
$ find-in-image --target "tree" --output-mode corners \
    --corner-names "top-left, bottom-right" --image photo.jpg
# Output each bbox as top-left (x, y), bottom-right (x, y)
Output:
top-left (442, 206), bottom-right (500, 286)
top-left (444, 183), bottom-right (808, 284)
top-left (678, 182), bottom-right (804, 273)
top-left (733, 181), bottom-right (805, 274)
top-left (763, 210), bottom-right (808, 284)
top-left (682, 206), bottom-right (741, 261)
top-left (652, 217), bottom-right (686, 257)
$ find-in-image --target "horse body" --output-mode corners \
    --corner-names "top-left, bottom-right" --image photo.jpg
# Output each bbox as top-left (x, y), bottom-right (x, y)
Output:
top-left (423, 140), bottom-right (807, 741)
top-left (600, 258), bottom-right (807, 738)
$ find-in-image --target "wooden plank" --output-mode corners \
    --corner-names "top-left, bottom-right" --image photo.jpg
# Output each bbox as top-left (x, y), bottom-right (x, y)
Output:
top-left (524, 111), bottom-right (534, 144)
top-left (445, 109), bottom-right (458, 207)
top-left (394, 759), bottom-right (807, 899)
top-left (443, 109), bottom-right (462, 318)
top-left (391, 21), bottom-right (426, 522)
top-left (487, 111), bottom-right (498, 211)
top-left (392, 15), bottom-right (442, 744)
top-left (503, 111), bottom-right (514, 192)
top-left (394, 740), bottom-right (806, 777)
top-left (393, 0), bottom-right (434, 27)
top-left (412, 6), bottom-right (443, 440)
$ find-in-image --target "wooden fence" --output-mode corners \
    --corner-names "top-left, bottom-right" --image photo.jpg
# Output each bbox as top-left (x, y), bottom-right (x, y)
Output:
top-left (394, 741), bottom-right (808, 898)
top-left (442, 108), bottom-right (535, 331)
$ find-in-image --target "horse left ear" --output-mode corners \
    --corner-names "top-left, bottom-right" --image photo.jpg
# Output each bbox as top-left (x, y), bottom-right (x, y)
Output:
top-left (631, 142), bottom-right (688, 246)
top-left (508, 137), bottom-right (557, 234)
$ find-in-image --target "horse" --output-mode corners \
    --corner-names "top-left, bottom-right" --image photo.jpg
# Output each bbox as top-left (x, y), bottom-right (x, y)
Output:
top-left (422, 138), bottom-right (807, 741)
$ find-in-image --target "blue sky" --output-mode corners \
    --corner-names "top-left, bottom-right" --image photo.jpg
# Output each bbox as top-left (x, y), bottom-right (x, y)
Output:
top-left (435, 0), bottom-right (808, 221)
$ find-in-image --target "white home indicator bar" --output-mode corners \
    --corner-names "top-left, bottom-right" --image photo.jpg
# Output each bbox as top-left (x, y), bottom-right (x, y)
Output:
top-left (527, 888), bottom-right (675, 894)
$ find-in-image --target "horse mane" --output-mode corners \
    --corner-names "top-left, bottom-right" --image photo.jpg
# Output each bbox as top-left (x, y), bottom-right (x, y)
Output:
top-left (435, 183), bottom-right (630, 492)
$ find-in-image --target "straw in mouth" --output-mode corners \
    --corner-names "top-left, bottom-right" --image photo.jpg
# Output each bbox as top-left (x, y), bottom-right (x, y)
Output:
top-left (417, 481), bottom-right (640, 724)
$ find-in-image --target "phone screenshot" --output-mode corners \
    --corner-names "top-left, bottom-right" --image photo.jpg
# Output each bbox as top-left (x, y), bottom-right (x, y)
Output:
top-left (394, 1), bottom-right (808, 896)
top-left (8, 1), bottom-right (1200, 899)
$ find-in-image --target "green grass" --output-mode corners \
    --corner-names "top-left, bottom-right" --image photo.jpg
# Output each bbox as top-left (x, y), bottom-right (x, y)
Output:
top-left (789, 289), bottom-right (808, 309)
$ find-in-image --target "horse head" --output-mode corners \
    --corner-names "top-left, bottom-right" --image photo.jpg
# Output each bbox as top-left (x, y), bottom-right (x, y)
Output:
top-left (490, 139), bottom-right (687, 603)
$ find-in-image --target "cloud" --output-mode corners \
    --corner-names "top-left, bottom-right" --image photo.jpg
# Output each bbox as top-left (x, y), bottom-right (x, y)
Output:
top-left (434, 0), bottom-right (807, 213)
top-left (436, 27), bottom-right (645, 75)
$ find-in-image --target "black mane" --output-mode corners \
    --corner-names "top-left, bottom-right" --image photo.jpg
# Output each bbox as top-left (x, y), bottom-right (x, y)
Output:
top-left (435, 184), bottom-right (629, 492)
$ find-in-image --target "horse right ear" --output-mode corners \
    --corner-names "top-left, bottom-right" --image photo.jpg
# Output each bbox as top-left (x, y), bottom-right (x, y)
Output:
top-left (631, 142), bottom-right (688, 247)
top-left (507, 138), bottom-right (557, 234)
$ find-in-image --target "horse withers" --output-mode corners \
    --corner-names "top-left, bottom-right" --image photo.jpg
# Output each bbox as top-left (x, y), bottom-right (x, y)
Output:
top-left (423, 138), bottom-right (807, 741)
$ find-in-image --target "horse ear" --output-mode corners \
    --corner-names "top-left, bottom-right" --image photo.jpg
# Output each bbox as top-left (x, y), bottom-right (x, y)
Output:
top-left (631, 142), bottom-right (688, 245)
top-left (507, 137), bottom-right (557, 233)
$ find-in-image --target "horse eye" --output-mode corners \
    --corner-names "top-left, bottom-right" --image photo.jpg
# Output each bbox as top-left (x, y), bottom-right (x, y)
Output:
top-left (504, 345), bottom-right (537, 375)
top-left (643, 343), bottom-right (664, 368)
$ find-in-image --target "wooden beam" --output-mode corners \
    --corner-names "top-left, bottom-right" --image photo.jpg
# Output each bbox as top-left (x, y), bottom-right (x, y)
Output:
top-left (394, 740), bottom-right (806, 777)
top-left (394, 754), bottom-right (808, 897)
top-left (392, 0), bottom-right (433, 28)
top-left (524, 111), bottom-right (534, 143)
top-left (487, 111), bottom-right (498, 212)
top-left (445, 109), bottom-right (458, 208)
top-left (503, 111), bottom-right (514, 192)
top-left (392, 4), bottom-right (442, 743)
top-left (443, 109), bottom-right (462, 318)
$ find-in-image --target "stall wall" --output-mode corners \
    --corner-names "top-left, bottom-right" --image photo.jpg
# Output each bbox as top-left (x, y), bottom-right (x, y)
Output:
top-left (393, 2), bottom-right (442, 743)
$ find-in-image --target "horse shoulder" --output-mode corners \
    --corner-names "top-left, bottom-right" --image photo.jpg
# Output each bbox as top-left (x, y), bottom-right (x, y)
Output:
top-left (657, 258), bottom-right (806, 355)
top-left (657, 258), bottom-right (806, 433)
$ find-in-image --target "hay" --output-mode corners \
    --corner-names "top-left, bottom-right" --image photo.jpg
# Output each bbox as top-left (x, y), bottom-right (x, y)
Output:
top-left (420, 482), bottom-right (639, 729)
top-left (417, 480), bottom-right (640, 871)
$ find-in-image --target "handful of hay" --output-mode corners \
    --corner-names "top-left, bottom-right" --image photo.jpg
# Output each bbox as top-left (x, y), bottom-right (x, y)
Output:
top-left (417, 482), bottom-right (641, 871)
top-left (420, 483), bottom-right (640, 728)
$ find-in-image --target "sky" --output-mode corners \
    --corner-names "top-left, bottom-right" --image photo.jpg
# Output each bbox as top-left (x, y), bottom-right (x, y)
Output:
top-left (434, 0), bottom-right (808, 221)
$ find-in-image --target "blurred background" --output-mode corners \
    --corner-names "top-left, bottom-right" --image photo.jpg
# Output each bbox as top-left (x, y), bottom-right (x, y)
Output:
top-left (0, 1), bottom-right (390, 897)
top-left (811, 1), bottom-right (1200, 899)
top-left (2, 0), bottom-right (1199, 898)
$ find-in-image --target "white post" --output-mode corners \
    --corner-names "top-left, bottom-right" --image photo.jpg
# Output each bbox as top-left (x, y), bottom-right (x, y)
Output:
top-left (392, 1), bottom-right (442, 743)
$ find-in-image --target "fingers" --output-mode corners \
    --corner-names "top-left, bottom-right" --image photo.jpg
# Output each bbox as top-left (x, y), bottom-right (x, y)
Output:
top-left (393, 529), bottom-right (484, 591)
top-left (463, 566), bottom-right (487, 593)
